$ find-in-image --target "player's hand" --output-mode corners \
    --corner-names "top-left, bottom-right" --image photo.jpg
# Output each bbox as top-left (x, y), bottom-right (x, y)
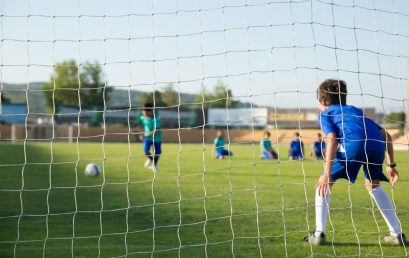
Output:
top-left (315, 174), bottom-right (331, 197)
top-left (138, 134), bottom-right (144, 141)
top-left (387, 167), bottom-right (399, 184)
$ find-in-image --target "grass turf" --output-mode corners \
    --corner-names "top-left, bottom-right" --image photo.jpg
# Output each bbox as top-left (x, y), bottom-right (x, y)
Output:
top-left (0, 142), bottom-right (408, 257)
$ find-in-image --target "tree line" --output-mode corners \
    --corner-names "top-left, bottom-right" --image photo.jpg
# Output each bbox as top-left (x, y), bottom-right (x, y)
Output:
top-left (38, 59), bottom-right (237, 110)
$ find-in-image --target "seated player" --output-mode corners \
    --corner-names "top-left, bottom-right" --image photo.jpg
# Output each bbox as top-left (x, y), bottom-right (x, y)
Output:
top-left (305, 79), bottom-right (407, 246)
top-left (310, 133), bottom-right (326, 160)
top-left (289, 132), bottom-right (304, 160)
top-left (138, 103), bottom-right (162, 173)
top-left (212, 130), bottom-right (233, 159)
top-left (260, 131), bottom-right (278, 159)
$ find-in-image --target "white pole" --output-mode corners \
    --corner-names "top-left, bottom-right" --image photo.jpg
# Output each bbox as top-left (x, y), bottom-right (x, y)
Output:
top-left (11, 123), bottom-right (16, 143)
top-left (68, 124), bottom-right (73, 144)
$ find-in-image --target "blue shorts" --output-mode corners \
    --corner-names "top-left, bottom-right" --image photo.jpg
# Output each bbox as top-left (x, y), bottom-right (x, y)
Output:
top-left (262, 150), bottom-right (278, 159)
top-left (290, 151), bottom-right (303, 159)
top-left (329, 150), bottom-right (388, 183)
top-left (217, 149), bottom-right (232, 158)
top-left (143, 138), bottom-right (162, 155)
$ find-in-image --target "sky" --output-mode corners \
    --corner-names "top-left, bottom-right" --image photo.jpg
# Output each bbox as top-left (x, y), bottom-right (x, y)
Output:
top-left (0, 0), bottom-right (408, 112)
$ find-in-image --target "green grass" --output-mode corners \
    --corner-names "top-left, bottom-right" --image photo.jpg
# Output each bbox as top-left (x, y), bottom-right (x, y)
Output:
top-left (0, 142), bottom-right (408, 257)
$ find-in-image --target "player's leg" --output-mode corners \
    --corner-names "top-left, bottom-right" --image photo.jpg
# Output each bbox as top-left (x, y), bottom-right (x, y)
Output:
top-left (143, 138), bottom-right (153, 168)
top-left (225, 149), bottom-right (233, 157)
top-left (306, 154), bottom-right (360, 245)
top-left (364, 160), bottom-right (407, 244)
top-left (153, 141), bottom-right (162, 167)
top-left (270, 150), bottom-right (278, 159)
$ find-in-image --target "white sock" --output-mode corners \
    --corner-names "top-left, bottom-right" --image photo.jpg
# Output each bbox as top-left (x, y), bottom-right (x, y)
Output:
top-left (370, 186), bottom-right (402, 236)
top-left (315, 188), bottom-right (330, 237)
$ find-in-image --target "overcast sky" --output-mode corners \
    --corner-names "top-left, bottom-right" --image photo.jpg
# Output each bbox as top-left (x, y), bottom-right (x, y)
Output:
top-left (1, 0), bottom-right (408, 112)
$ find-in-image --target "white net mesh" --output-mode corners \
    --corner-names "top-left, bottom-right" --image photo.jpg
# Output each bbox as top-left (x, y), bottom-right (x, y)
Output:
top-left (0, 0), bottom-right (409, 257)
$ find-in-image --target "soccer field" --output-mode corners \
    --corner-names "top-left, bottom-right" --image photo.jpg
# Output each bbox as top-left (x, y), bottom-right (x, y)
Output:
top-left (0, 142), bottom-right (408, 258)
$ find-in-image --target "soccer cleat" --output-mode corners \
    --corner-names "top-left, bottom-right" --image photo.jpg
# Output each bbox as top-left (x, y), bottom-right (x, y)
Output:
top-left (384, 233), bottom-right (408, 245)
top-left (304, 232), bottom-right (326, 246)
top-left (150, 165), bottom-right (159, 173)
top-left (144, 159), bottom-right (152, 168)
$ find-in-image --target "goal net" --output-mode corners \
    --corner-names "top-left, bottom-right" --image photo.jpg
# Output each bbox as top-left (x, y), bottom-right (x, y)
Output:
top-left (0, 0), bottom-right (408, 257)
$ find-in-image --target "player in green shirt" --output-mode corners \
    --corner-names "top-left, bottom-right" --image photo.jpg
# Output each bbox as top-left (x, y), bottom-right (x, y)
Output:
top-left (139, 103), bottom-right (162, 173)
top-left (212, 130), bottom-right (233, 159)
top-left (260, 131), bottom-right (278, 159)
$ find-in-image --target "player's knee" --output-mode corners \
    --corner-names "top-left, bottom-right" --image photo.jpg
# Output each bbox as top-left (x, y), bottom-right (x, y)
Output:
top-left (365, 180), bottom-right (380, 192)
top-left (145, 151), bottom-right (151, 156)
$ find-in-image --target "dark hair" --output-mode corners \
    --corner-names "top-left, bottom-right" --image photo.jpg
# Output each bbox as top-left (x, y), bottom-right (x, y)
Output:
top-left (264, 131), bottom-right (271, 137)
top-left (295, 132), bottom-right (300, 137)
top-left (317, 132), bottom-right (322, 137)
top-left (317, 79), bottom-right (347, 106)
top-left (143, 102), bottom-right (154, 111)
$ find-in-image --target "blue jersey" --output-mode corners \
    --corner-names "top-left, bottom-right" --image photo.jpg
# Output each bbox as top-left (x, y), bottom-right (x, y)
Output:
top-left (313, 141), bottom-right (326, 154)
top-left (318, 105), bottom-right (385, 153)
top-left (290, 140), bottom-right (303, 154)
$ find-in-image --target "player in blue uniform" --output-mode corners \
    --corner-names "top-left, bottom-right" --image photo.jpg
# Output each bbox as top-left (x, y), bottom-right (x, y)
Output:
top-left (212, 130), bottom-right (233, 159)
top-left (305, 79), bottom-right (406, 245)
top-left (260, 131), bottom-right (278, 159)
top-left (138, 103), bottom-right (162, 173)
top-left (289, 132), bottom-right (304, 160)
top-left (310, 133), bottom-right (326, 160)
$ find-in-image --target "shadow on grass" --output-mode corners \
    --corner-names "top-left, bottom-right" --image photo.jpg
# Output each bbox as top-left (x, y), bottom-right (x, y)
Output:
top-left (0, 142), bottom-right (159, 258)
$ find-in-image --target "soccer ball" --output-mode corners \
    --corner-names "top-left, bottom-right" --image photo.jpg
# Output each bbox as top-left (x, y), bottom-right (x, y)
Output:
top-left (84, 163), bottom-right (100, 177)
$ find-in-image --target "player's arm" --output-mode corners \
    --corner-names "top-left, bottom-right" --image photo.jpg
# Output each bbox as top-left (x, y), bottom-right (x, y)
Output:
top-left (316, 132), bottom-right (337, 196)
top-left (380, 128), bottom-right (399, 184)
top-left (309, 143), bottom-right (315, 157)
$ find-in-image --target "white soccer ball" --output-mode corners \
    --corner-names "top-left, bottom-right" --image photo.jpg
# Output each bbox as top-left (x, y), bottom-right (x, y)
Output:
top-left (84, 163), bottom-right (100, 177)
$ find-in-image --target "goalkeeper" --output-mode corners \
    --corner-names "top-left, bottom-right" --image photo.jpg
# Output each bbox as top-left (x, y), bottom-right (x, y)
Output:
top-left (305, 79), bottom-right (407, 246)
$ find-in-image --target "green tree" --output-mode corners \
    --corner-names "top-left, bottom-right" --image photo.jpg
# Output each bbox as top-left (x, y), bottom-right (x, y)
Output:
top-left (162, 83), bottom-right (179, 106)
top-left (386, 112), bottom-right (405, 129)
top-left (195, 81), bottom-right (237, 108)
top-left (211, 81), bottom-right (237, 108)
top-left (43, 60), bottom-right (111, 111)
top-left (81, 61), bottom-right (112, 108)
top-left (138, 91), bottom-right (165, 107)
top-left (194, 87), bottom-right (214, 108)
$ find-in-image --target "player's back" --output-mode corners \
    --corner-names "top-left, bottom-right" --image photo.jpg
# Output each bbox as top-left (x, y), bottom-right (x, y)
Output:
top-left (319, 105), bottom-right (385, 153)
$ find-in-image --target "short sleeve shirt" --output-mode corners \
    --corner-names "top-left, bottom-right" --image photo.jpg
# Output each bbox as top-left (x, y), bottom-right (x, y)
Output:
top-left (318, 105), bottom-right (384, 152)
top-left (139, 115), bottom-right (162, 142)
top-left (260, 139), bottom-right (273, 152)
top-left (290, 140), bottom-right (303, 154)
top-left (214, 137), bottom-right (225, 150)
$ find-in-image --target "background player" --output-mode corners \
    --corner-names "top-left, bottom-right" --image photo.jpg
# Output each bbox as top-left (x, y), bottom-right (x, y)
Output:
top-left (139, 103), bottom-right (162, 173)
top-left (305, 79), bottom-right (407, 245)
top-left (289, 132), bottom-right (304, 160)
top-left (260, 130), bottom-right (278, 159)
top-left (212, 130), bottom-right (233, 159)
top-left (310, 133), bottom-right (326, 160)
